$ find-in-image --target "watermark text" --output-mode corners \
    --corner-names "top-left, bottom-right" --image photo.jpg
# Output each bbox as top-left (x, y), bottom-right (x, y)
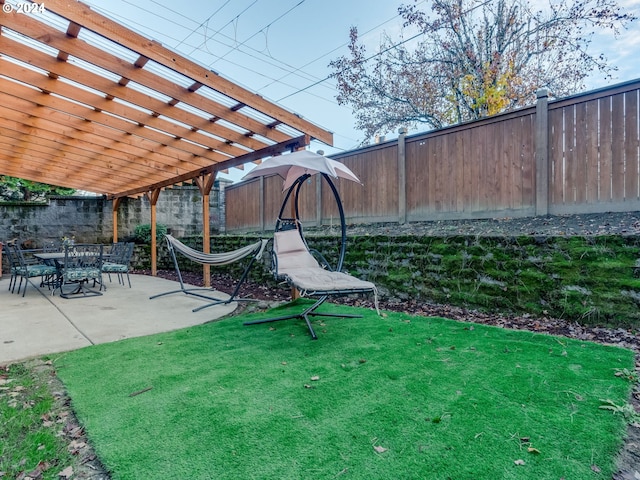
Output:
top-left (2, 3), bottom-right (46, 14)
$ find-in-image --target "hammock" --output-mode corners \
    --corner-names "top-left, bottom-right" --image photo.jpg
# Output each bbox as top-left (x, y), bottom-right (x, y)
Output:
top-left (150, 235), bottom-right (268, 312)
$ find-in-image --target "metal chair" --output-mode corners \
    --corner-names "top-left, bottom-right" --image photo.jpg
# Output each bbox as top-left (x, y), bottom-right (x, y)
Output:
top-left (244, 219), bottom-right (379, 339)
top-left (102, 242), bottom-right (134, 287)
top-left (54, 244), bottom-right (105, 299)
top-left (11, 245), bottom-right (58, 297)
top-left (3, 242), bottom-right (21, 294)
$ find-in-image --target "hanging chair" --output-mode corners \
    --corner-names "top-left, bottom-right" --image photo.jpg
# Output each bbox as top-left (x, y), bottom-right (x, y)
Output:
top-left (243, 161), bottom-right (379, 339)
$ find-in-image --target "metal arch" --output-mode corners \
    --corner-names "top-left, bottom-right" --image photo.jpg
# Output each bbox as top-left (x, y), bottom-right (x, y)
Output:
top-left (276, 173), bottom-right (347, 272)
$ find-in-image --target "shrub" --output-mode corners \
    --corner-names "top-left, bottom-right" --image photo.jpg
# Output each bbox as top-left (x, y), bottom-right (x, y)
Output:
top-left (133, 223), bottom-right (167, 244)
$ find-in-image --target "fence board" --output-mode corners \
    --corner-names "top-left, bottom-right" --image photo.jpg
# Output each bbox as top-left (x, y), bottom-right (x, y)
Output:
top-left (224, 80), bottom-right (640, 232)
top-left (405, 138), bottom-right (429, 216)
top-left (521, 115), bottom-right (535, 208)
top-left (625, 90), bottom-right (639, 200)
top-left (574, 102), bottom-right (588, 204)
top-left (549, 107), bottom-right (564, 205)
top-left (585, 99), bottom-right (599, 203)
top-left (612, 93), bottom-right (625, 201)
top-left (599, 97), bottom-right (613, 202)
top-left (225, 178), bottom-right (260, 231)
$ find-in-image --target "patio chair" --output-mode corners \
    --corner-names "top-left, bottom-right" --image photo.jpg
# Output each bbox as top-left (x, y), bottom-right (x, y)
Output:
top-left (243, 220), bottom-right (379, 340)
top-left (54, 244), bottom-right (105, 299)
top-left (4, 242), bottom-right (21, 293)
top-left (150, 235), bottom-right (269, 312)
top-left (10, 245), bottom-right (58, 297)
top-left (102, 242), bottom-right (134, 287)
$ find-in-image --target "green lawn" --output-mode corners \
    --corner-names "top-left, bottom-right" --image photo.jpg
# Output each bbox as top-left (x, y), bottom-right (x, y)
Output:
top-left (54, 301), bottom-right (634, 479)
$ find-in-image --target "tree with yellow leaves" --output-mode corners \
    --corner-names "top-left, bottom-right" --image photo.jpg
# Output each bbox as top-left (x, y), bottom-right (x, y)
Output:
top-left (329, 0), bottom-right (635, 142)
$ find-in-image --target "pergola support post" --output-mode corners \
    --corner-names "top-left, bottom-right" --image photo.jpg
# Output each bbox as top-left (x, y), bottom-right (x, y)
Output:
top-left (195, 173), bottom-right (216, 288)
top-left (146, 189), bottom-right (162, 276)
top-left (112, 197), bottom-right (122, 243)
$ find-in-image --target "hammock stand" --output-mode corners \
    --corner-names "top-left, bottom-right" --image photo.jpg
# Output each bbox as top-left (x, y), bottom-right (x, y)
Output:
top-left (150, 235), bottom-right (268, 312)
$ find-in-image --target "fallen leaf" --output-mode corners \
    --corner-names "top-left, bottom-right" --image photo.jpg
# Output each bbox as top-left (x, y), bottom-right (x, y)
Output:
top-left (514, 459), bottom-right (525, 466)
top-left (310, 376), bottom-right (320, 381)
top-left (68, 440), bottom-right (86, 454)
top-left (373, 445), bottom-right (388, 453)
top-left (58, 466), bottom-right (74, 479)
top-left (359, 359), bottom-right (367, 364)
top-left (527, 447), bottom-right (541, 454)
top-left (303, 384), bottom-right (315, 389)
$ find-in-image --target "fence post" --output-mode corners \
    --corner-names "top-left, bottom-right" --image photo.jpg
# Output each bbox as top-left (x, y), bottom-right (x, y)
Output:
top-left (259, 176), bottom-right (265, 232)
top-left (397, 127), bottom-right (408, 224)
top-left (316, 150), bottom-right (324, 227)
top-left (535, 89), bottom-right (549, 216)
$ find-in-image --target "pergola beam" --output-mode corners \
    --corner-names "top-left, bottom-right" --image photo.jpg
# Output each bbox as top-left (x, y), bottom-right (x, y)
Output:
top-left (40, 0), bottom-right (333, 146)
top-left (109, 135), bottom-right (309, 199)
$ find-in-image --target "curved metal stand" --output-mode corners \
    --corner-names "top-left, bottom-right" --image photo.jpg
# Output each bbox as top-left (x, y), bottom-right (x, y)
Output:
top-left (275, 173), bottom-right (347, 271)
top-left (244, 172), bottom-right (364, 339)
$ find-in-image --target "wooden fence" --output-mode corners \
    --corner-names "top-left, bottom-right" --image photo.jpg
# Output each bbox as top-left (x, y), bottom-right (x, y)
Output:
top-left (226, 78), bottom-right (640, 233)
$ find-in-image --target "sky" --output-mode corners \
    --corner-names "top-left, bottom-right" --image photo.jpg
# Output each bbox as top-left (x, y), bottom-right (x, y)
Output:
top-left (80, 0), bottom-right (640, 182)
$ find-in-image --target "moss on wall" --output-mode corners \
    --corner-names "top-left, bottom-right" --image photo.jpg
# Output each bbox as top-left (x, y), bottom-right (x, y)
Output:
top-left (134, 234), bottom-right (640, 329)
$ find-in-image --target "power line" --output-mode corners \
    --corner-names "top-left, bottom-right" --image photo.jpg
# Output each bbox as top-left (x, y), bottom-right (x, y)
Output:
top-left (276, 29), bottom-right (426, 102)
top-left (208, 0), bottom-right (307, 66)
top-left (170, 0), bottom-right (233, 49)
top-left (276, 0), bottom-right (490, 102)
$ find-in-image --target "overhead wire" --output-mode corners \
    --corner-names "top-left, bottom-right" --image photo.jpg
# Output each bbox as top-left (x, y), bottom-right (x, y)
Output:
top-left (209, 0), bottom-right (307, 66)
top-left (275, 0), bottom-right (491, 102)
top-left (80, 0), bottom-right (432, 147)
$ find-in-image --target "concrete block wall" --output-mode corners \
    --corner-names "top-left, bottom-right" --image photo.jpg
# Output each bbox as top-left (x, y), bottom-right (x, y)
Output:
top-left (0, 182), bottom-right (229, 247)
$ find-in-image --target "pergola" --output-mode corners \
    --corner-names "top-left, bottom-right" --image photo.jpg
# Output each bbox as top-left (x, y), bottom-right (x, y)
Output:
top-left (0, 0), bottom-right (333, 283)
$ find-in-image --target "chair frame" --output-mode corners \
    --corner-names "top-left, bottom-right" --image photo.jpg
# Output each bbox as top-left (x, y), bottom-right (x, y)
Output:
top-left (54, 243), bottom-right (105, 299)
top-left (102, 242), bottom-right (134, 287)
top-left (243, 173), bottom-right (378, 339)
top-left (9, 245), bottom-right (58, 297)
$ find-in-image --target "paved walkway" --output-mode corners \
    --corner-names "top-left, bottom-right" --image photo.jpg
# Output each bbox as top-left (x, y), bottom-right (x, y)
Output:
top-left (0, 274), bottom-right (237, 364)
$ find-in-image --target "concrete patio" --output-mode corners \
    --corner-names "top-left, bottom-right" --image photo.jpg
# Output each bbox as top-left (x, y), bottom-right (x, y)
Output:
top-left (0, 274), bottom-right (237, 365)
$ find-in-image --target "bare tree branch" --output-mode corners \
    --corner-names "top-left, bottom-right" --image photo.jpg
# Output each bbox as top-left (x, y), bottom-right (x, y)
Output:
top-left (329, 0), bottom-right (636, 142)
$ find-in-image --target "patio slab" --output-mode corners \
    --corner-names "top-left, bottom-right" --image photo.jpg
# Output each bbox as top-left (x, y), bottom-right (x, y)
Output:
top-left (0, 274), bottom-right (236, 365)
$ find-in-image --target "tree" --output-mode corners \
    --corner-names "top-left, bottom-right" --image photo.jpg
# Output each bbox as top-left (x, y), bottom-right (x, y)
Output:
top-left (329, 0), bottom-right (636, 141)
top-left (0, 176), bottom-right (75, 202)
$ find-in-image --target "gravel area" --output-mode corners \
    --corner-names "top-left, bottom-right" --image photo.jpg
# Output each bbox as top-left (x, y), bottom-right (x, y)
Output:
top-left (308, 211), bottom-right (640, 237)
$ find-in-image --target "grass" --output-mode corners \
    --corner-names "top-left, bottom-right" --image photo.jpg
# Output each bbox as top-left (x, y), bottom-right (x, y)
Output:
top-left (0, 361), bottom-right (77, 480)
top-left (51, 301), bottom-right (634, 480)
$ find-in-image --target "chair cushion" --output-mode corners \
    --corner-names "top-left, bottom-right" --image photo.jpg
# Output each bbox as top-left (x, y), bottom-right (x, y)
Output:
top-left (63, 267), bottom-right (101, 281)
top-left (102, 262), bottom-right (128, 273)
top-left (284, 268), bottom-right (376, 294)
top-left (16, 265), bottom-right (57, 277)
top-left (274, 230), bottom-right (320, 273)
